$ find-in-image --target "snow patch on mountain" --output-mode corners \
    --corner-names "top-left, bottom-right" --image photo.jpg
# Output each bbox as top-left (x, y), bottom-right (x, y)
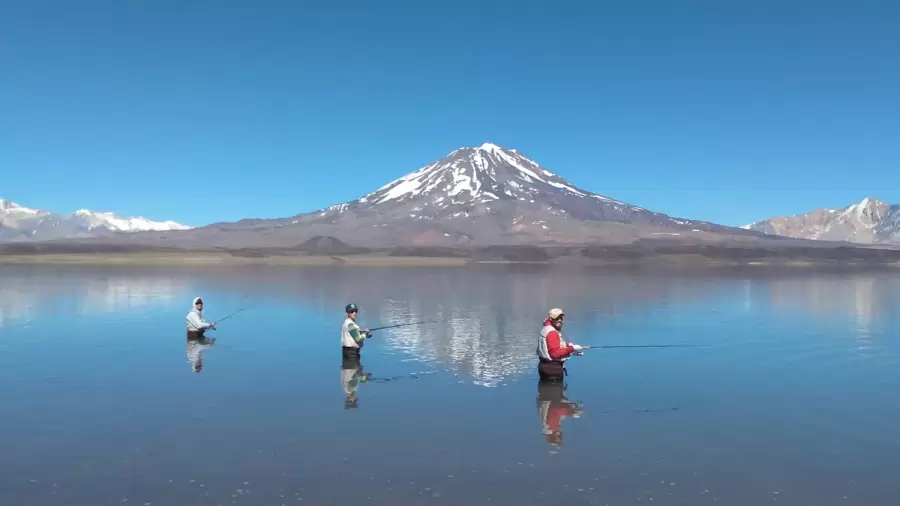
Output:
top-left (0, 199), bottom-right (44, 216)
top-left (73, 209), bottom-right (192, 232)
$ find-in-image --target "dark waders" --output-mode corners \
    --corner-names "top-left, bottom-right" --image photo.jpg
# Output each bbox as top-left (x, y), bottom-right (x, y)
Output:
top-left (538, 359), bottom-right (566, 382)
top-left (342, 346), bottom-right (361, 359)
top-left (187, 329), bottom-right (206, 340)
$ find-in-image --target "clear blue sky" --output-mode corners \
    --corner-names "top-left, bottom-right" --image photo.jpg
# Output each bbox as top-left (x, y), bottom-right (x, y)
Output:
top-left (2, 0), bottom-right (898, 227)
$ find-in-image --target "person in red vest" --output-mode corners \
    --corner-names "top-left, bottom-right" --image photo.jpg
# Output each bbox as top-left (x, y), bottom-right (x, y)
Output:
top-left (536, 308), bottom-right (584, 382)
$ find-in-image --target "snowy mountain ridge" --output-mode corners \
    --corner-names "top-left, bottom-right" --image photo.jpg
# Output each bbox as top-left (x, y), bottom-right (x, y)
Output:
top-left (72, 208), bottom-right (191, 232)
top-left (0, 198), bottom-right (191, 242)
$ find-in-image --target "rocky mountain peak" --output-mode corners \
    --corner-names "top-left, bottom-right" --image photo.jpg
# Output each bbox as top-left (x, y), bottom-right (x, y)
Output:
top-left (745, 196), bottom-right (900, 244)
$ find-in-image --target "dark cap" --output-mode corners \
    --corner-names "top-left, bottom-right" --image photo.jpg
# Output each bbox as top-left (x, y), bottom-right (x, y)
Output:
top-left (345, 303), bottom-right (358, 313)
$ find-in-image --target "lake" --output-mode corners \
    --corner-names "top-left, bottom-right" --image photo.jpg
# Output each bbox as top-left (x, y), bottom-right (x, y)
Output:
top-left (1, 264), bottom-right (899, 505)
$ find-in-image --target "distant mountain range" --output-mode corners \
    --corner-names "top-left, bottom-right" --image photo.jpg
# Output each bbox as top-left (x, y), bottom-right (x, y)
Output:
top-left (29, 142), bottom-right (767, 251)
top-left (744, 197), bottom-right (900, 244)
top-left (0, 198), bottom-right (191, 242)
top-left (5, 144), bottom-right (898, 266)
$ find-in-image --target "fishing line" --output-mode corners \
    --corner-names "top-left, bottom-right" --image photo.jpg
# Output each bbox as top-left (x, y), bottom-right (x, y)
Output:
top-left (367, 320), bottom-right (441, 332)
top-left (582, 344), bottom-right (707, 350)
top-left (595, 407), bottom-right (681, 414)
top-left (364, 370), bottom-right (440, 383)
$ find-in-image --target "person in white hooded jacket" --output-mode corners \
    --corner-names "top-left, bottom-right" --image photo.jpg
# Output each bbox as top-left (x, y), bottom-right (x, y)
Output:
top-left (186, 297), bottom-right (216, 337)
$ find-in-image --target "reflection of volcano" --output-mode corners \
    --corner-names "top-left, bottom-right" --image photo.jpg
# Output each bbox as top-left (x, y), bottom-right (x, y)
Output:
top-left (380, 300), bottom-right (537, 387)
top-left (1, 265), bottom-right (726, 385)
top-left (363, 270), bottom-right (725, 387)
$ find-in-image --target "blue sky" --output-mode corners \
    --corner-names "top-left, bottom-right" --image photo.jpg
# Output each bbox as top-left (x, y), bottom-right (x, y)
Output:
top-left (2, 0), bottom-right (898, 227)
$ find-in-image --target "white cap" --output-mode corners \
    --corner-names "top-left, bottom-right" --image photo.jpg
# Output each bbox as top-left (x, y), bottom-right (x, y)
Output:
top-left (548, 308), bottom-right (565, 319)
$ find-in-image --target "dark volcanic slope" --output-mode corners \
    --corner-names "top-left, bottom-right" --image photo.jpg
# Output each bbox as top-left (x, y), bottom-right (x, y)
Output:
top-left (37, 143), bottom-right (773, 250)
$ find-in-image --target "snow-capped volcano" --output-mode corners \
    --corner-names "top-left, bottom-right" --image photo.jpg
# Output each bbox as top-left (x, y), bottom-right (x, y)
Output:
top-left (322, 142), bottom-right (641, 216)
top-left (745, 197), bottom-right (900, 244)
top-left (308, 142), bottom-right (732, 232)
top-left (0, 198), bottom-right (191, 243)
top-left (198, 141), bottom-right (757, 248)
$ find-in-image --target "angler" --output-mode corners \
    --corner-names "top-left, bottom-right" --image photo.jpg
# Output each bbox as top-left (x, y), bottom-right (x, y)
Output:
top-left (186, 297), bottom-right (216, 338)
top-left (341, 303), bottom-right (371, 359)
top-left (536, 308), bottom-right (584, 382)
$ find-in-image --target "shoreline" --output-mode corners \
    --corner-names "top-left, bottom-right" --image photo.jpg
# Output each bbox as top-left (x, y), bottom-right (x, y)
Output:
top-left (0, 252), bottom-right (471, 267)
top-left (1, 251), bottom-right (899, 271)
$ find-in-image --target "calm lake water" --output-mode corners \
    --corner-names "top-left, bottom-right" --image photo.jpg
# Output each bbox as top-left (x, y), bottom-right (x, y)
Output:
top-left (1, 265), bottom-right (899, 505)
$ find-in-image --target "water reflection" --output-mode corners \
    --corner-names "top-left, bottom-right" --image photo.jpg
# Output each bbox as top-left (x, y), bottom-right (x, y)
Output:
top-left (763, 274), bottom-right (900, 346)
top-left (0, 285), bottom-right (35, 328)
top-left (536, 382), bottom-right (583, 448)
top-left (0, 266), bottom-right (189, 327)
top-left (358, 274), bottom-right (728, 387)
top-left (186, 335), bottom-right (215, 373)
top-left (26, 266), bottom-right (726, 387)
top-left (340, 357), bottom-right (371, 409)
top-left (3, 266), bottom-right (900, 505)
top-left (78, 276), bottom-right (188, 314)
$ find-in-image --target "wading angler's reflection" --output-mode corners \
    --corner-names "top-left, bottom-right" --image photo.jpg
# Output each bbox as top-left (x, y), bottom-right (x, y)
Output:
top-left (341, 356), bottom-right (371, 408)
top-left (186, 335), bottom-right (215, 374)
top-left (536, 382), bottom-right (583, 447)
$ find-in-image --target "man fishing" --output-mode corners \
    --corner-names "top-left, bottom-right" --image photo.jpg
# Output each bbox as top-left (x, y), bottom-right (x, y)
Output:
top-left (341, 303), bottom-right (371, 359)
top-left (536, 308), bottom-right (584, 382)
top-left (186, 296), bottom-right (216, 338)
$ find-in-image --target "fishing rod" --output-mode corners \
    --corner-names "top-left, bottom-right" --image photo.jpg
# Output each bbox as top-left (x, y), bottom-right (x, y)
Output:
top-left (367, 320), bottom-right (440, 332)
top-left (581, 344), bottom-right (706, 350)
top-left (213, 306), bottom-right (252, 325)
